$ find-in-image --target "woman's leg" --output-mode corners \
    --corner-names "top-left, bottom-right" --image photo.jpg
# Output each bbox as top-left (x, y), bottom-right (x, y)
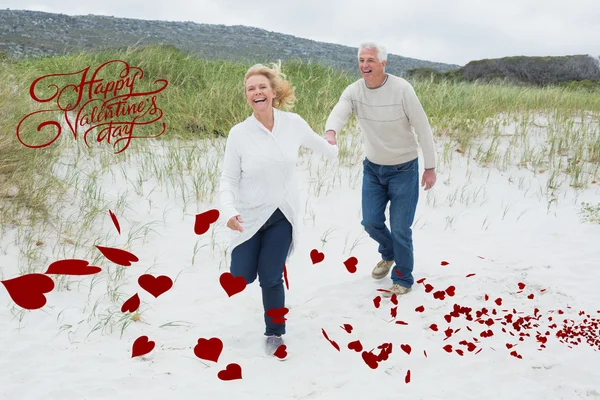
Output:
top-left (256, 209), bottom-right (293, 337)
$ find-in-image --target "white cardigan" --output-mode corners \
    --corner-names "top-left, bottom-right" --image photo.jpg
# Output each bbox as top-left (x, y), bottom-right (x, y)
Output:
top-left (219, 108), bottom-right (339, 258)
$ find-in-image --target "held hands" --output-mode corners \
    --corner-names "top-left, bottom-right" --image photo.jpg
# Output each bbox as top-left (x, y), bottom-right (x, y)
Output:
top-left (324, 130), bottom-right (337, 145)
top-left (421, 169), bottom-right (437, 191)
top-left (227, 215), bottom-right (244, 232)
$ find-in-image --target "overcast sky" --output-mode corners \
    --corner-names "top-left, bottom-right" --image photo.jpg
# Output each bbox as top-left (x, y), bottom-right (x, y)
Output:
top-left (2, 0), bottom-right (599, 65)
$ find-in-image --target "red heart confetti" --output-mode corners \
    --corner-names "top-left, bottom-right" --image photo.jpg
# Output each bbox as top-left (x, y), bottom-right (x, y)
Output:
top-left (274, 344), bottom-right (288, 359)
top-left (396, 320), bottom-right (408, 325)
top-left (194, 209), bottom-right (220, 235)
top-left (109, 209), bottom-right (121, 234)
top-left (341, 324), bottom-right (353, 334)
top-left (121, 293), bottom-right (140, 313)
top-left (390, 306), bottom-right (398, 319)
top-left (443, 344), bottom-right (453, 353)
top-left (424, 284), bottom-right (434, 293)
top-left (433, 290), bottom-right (446, 300)
top-left (528, 294), bottom-right (535, 300)
top-left (441, 261), bottom-right (450, 266)
top-left (362, 351), bottom-right (379, 369)
top-left (218, 363), bottom-right (242, 381)
top-left (417, 278), bottom-right (426, 284)
top-left (485, 294), bottom-right (489, 301)
top-left (194, 337), bottom-right (223, 363)
top-left (415, 305), bottom-right (425, 313)
top-left (445, 285), bottom-right (456, 297)
top-left (400, 344), bottom-right (412, 355)
top-left (477, 256), bottom-right (485, 259)
top-left (1, 273), bottom-right (55, 310)
top-left (343, 256), bottom-right (358, 273)
top-left (373, 296), bottom-right (381, 308)
top-left (322, 329), bottom-right (341, 351)
top-left (348, 340), bottom-right (363, 352)
top-left (96, 245), bottom-right (139, 266)
top-left (219, 272), bottom-right (247, 297)
top-left (518, 282), bottom-right (526, 290)
top-left (495, 298), bottom-right (503, 306)
top-left (310, 249), bottom-right (325, 264)
top-left (429, 324), bottom-right (439, 331)
top-left (466, 273), bottom-right (476, 278)
top-left (405, 369), bottom-right (411, 384)
top-left (283, 264), bottom-right (289, 290)
top-left (132, 335), bottom-right (155, 358)
top-left (44, 259), bottom-right (102, 276)
top-left (138, 274), bottom-right (173, 298)
top-left (424, 350), bottom-right (428, 358)
top-left (540, 289), bottom-right (546, 293)
top-left (266, 307), bottom-right (289, 324)
top-left (391, 294), bottom-right (398, 305)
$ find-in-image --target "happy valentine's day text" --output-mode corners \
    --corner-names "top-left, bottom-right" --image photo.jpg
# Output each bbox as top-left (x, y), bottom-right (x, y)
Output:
top-left (16, 59), bottom-right (169, 154)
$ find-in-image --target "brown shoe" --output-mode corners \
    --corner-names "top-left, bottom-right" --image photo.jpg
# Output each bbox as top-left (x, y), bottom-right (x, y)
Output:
top-left (381, 284), bottom-right (412, 298)
top-left (371, 260), bottom-right (394, 279)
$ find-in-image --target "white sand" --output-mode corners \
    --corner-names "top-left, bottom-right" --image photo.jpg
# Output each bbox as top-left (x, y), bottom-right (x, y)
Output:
top-left (1, 128), bottom-right (599, 400)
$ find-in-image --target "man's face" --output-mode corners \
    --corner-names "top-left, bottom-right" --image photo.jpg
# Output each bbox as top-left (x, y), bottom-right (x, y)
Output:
top-left (358, 48), bottom-right (386, 83)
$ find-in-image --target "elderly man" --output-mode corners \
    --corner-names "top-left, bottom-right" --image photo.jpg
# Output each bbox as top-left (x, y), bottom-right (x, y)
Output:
top-left (324, 42), bottom-right (437, 297)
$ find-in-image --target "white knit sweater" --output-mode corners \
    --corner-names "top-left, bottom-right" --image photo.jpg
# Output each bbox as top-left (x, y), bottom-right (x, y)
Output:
top-left (325, 74), bottom-right (436, 169)
top-left (219, 108), bottom-right (339, 257)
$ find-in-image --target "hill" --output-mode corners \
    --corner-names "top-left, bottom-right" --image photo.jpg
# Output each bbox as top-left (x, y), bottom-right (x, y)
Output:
top-left (0, 9), bottom-right (459, 77)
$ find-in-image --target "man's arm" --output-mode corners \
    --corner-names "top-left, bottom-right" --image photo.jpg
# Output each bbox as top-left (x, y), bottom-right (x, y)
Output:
top-left (324, 86), bottom-right (354, 142)
top-left (402, 83), bottom-right (436, 170)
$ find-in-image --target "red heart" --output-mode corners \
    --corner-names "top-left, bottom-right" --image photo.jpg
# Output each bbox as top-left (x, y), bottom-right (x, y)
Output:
top-left (391, 294), bottom-right (398, 305)
top-left (405, 369), bottom-right (411, 384)
top-left (518, 282), bottom-right (526, 290)
top-left (528, 294), bottom-right (534, 300)
top-left (121, 293), bottom-right (140, 313)
top-left (273, 344), bottom-right (287, 359)
top-left (390, 306), bottom-right (397, 318)
top-left (466, 273), bottom-right (476, 278)
top-left (343, 256), bottom-right (358, 273)
top-left (219, 272), bottom-right (247, 297)
top-left (194, 337), bottom-right (223, 362)
top-left (138, 274), bottom-right (173, 298)
top-left (433, 290), bottom-right (446, 300)
top-left (132, 336), bottom-right (155, 358)
top-left (443, 344), bottom-right (453, 353)
top-left (361, 351), bottom-right (379, 369)
top-left (44, 259), bottom-right (102, 276)
top-left (266, 307), bottom-right (289, 324)
top-left (217, 363), bottom-right (242, 381)
top-left (400, 344), bottom-right (412, 355)
top-left (417, 278), bottom-right (426, 284)
top-left (429, 324), bottom-right (439, 331)
top-left (194, 209), bottom-right (220, 235)
top-left (467, 342), bottom-right (477, 352)
top-left (445, 286), bottom-right (456, 297)
top-left (109, 209), bottom-right (121, 234)
top-left (373, 296), bottom-right (381, 308)
top-left (1, 273), bottom-right (55, 310)
top-left (96, 245), bottom-right (139, 266)
top-left (441, 261), bottom-right (450, 266)
top-left (310, 249), bottom-right (325, 264)
top-left (415, 305), bottom-right (425, 313)
top-left (348, 340), bottom-right (363, 352)
top-left (341, 324), bottom-right (353, 334)
top-left (495, 298), bottom-right (503, 306)
top-left (424, 284), bottom-right (434, 293)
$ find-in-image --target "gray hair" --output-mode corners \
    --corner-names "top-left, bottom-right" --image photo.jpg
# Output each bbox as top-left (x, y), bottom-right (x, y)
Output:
top-left (357, 42), bottom-right (388, 62)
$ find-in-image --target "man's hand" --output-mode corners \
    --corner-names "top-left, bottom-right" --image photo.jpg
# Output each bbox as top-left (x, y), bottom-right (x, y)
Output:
top-left (421, 169), bottom-right (437, 191)
top-left (324, 130), bottom-right (337, 145)
top-left (227, 215), bottom-right (244, 232)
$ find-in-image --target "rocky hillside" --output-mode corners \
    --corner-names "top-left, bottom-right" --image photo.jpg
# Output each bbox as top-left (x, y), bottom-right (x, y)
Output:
top-left (0, 9), bottom-right (459, 76)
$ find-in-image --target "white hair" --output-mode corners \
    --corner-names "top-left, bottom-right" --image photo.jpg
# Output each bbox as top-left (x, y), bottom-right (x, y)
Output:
top-left (357, 42), bottom-right (388, 62)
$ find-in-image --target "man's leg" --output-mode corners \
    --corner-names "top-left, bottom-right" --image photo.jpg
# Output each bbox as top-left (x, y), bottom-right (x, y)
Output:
top-left (361, 158), bottom-right (394, 278)
top-left (256, 209), bottom-right (293, 337)
top-left (387, 158), bottom-right (420, 289)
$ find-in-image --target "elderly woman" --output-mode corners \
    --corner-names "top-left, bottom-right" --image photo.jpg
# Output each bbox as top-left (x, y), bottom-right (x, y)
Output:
top-left (219, 62), bottom-right (338, 357)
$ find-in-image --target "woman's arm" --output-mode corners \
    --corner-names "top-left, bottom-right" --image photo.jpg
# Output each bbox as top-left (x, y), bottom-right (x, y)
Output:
top-left (219, 131), bottom-right (242, 222)
top-left (295, 114), bottom-right (339, 160)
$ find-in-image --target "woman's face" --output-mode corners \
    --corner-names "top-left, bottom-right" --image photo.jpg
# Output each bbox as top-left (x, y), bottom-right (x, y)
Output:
top-left (245, 74), bottom-right (275, 112)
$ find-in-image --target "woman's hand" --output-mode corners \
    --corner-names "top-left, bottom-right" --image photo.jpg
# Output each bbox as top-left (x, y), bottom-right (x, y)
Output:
top-left (227, 215), bottom-right (244, 232)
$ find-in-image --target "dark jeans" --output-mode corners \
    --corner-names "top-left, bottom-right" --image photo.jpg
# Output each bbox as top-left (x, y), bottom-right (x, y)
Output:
top-left (230, 208), bottom-right (292, 336)
top-left (361, 157), bottom-right (419, 288)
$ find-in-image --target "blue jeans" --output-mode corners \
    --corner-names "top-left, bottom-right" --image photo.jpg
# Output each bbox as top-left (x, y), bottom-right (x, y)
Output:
top-left (361, 157), bottom-right (419, 288)
top-left (230, 208), bottom-right (292, 336)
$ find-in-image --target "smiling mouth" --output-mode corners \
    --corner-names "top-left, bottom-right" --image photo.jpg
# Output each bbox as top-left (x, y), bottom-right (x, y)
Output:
top-left (362, 69), bottom-right (372, 74)
top-left (254, 98), bottom-right (266, 103)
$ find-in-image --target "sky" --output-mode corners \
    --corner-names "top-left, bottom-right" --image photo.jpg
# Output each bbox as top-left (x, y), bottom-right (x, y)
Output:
top-left (2, 0), bottom-right (599, 65)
